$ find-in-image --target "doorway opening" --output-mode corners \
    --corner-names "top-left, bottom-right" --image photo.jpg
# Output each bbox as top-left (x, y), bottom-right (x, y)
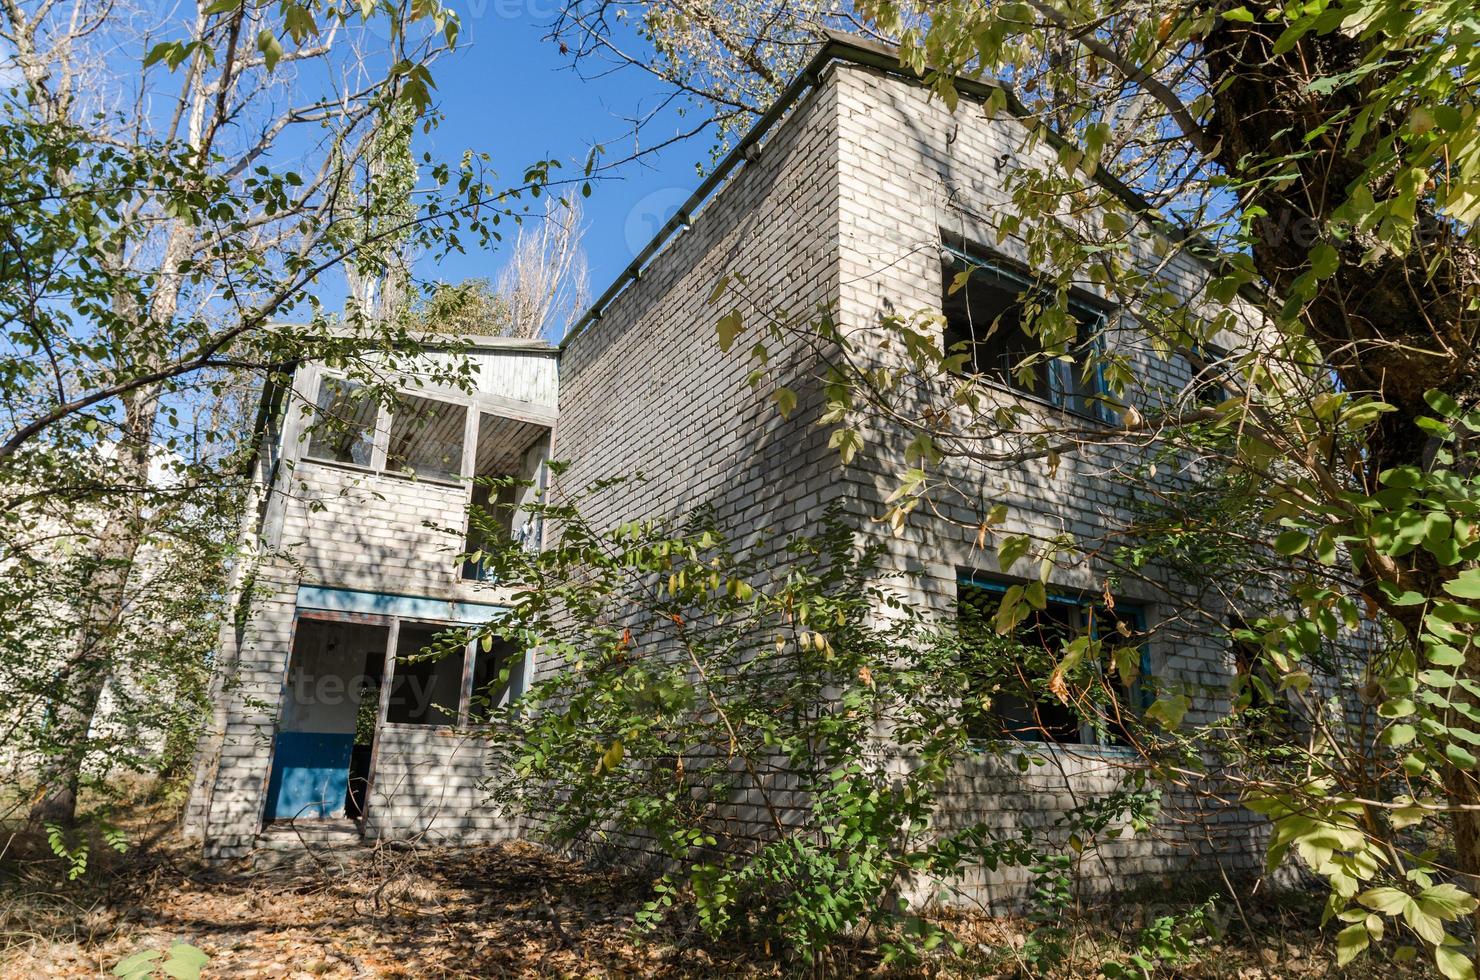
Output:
top-left (264, 618), bottom-right (388, 825)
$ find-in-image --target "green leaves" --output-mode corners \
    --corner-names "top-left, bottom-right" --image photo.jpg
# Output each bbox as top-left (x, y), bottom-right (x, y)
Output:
top-left (1143, 693), bottom-right (1189, 730)
top-left (716, 310), bottom-right (743, 352)
top-left (1356, 886), bottom-right (1410, 916)
top-left (1424, 389), bottom-right (1463, 420)
top-left (1334, 923), bottom-right (1368, 966)
top-left (772, 386), bottom-right (797, 418)
top-left (1273, 530), bottom-right (1309, 556)
top-left (1435, 943), bottom-right (1477, 980)
top-left (597, 739), bottom-right (624, 774)
top-left (257, 30), bottom-right (285, 72)
top-left (1444, 743), bottom-right (1477, 769)
top-left (113, 943), bottom-right (209, 980)
top-left (1350, 881), bottom-right (1480, 972)
top-left (1443, 570), bottom-right (1480, 600)
top-left (392, 60), bottom-right (437, 114)
top-left (143, 41), bottom-right (196, 70)
top-left (1308, 241), bottom-right (1339, 280)
top-left (997, 534), bottom-right (1030, 574)
top-left (828, 428), bottom-right (863, 466)
top-left (472, 499), bottom-right (1069, 962)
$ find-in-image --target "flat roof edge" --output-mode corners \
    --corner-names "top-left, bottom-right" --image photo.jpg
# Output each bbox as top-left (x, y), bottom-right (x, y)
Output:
top-left (558, 31), bottom-right (1224, 351)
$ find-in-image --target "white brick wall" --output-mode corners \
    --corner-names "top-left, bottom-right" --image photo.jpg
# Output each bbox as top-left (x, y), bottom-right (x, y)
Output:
top-left (196, 56), bottom-right (1289, 900)
top-left (831, 61), bottom-right (1267, 902)
top-left (191, 347), bottom-right (556, 858)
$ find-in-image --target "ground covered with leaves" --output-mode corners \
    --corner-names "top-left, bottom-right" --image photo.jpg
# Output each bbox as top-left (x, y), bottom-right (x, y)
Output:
top-left (0, 816), bottom-right (1439, 978)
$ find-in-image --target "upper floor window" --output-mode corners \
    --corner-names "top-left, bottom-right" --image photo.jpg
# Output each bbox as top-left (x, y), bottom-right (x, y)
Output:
top-left (387, 393), bottom-right (467, 483)
top-left (1188, 344), bottom-right (1234, 408)
top-left (941, 247), bottom-right (1114, 422)
top-left (463, 416), bottom-right (550, 581)
top-left (306, 377), bottom-right (378, 467)
top-left (302, 375), bottom-right (467, 486)
top-left (957, 573), bottom-right (1149, 746)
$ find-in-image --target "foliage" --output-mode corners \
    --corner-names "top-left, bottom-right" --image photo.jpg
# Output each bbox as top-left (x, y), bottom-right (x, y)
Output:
top-left (415, 196), bottom-right (590, 340)
top-left (548, 0), bottom-right (848, 155)
top-left (417, 278), bottom-right (514, 336)
top-left (591, 0), bottom-right (1480, 972)
top-left (0, 438), bottom-right (242, 825)
top-left (112, 943), bottom-right (209, 980)
top-left (467, 483), bottom-right (1159, 963)
top-left (0, 0), bottom-right (573, 829)
top-left (1100, 898), bottom-right (1221, 979)
top-left (43, 820), bottom-right (128, 882)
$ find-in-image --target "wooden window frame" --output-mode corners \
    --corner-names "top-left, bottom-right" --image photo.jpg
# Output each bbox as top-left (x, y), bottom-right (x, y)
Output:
top-left (288, 364), bottom-right (557, 488)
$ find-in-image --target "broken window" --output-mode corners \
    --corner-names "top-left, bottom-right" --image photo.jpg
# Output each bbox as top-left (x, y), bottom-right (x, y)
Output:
top-left (305, 377), bottom-right (378, 467)
top-left (385, 623), bottom-right (466, 726)
top-left (1229, 618), bottom-right (1299, 745)
top-left (941, 249), bottom-right (1112, 421)
top-left (386, 393), bottom-right (467, 483)
top-left (466, 636), bottom-right (518, 724)
top-left (464, 414), bottom-right (550, 580)
top-left (1188, 344), bottom-right (1234, 408)
top-left (957, 575), bottom-right (1148, 746)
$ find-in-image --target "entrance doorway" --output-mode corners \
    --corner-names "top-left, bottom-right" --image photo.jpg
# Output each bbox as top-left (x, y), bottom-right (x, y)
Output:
top-left (264, 618), bottom-right (388, 824)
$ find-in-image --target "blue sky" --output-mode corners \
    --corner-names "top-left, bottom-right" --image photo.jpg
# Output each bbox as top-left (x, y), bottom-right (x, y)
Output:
top-left (415, 4), bottom-right (711, 304)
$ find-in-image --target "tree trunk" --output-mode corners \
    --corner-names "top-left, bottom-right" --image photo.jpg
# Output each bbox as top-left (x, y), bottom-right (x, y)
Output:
top-left (1200, 4), bottom-right (1480, 902)
top-left (28, 386), bottom-right (157, 826)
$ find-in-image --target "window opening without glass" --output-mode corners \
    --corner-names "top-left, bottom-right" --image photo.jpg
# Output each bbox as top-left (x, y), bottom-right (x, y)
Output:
top-left (957, 573), bottom-right (1149, 746)
top-left (305, 377), bottom-right (377, 467)
top-left (941, 246), bottom-right (1114, 422)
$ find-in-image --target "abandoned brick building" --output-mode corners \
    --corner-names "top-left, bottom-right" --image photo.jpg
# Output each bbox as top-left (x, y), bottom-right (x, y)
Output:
top-left (185, 33), bottom-right (1272, 904)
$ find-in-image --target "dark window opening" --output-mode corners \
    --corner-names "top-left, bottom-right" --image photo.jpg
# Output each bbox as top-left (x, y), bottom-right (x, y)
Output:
top-left (386, 623), bottom-right (465, 726)
top-left (346, 644), bottom-right (384, 819)
top-left (305, 377), bottom-right (377, 467)
top-left (467, 636), bottom-right (519, 724)
top-left (959, 583), bottom-right (1082, 742)
top-left (1230, 620), bottom-right (1294, 742)
top-left (958, 576), bottom-right (1148, 745)
top-left (1189, 345), bottom-right (1233, 408)
top-left (464, 414), bottom-right (550, 581)
top-left (941, 253), bottom-right (1112, 421)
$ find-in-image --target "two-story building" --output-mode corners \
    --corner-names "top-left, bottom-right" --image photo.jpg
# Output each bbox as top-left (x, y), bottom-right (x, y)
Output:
top-left (186, 32), bottom-right (1274, 904)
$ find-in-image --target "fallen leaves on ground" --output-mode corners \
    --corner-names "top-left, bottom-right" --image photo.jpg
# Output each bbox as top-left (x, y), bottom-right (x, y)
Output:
top-left (0, 821), bottom-right (1447, 978)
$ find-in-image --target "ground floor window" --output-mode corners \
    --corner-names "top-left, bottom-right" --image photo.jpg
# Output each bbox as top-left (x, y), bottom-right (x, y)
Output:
top-left (264, 597), bottom-right (520, 826)
top-left (384, 620), bottom-right (521, 728)
top-left (957, 573), bottom-right (1150, 746)
top-left (386, 621), bottom-right (467, 726)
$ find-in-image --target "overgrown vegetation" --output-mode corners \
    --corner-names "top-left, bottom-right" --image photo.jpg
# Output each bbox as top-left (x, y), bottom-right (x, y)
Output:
top-left (592, 0), bottom-right (1480, 972)
top-left (456, 486), bottom-right (1206, 967)
top-left (5, 0), bottom-right (1480, 974)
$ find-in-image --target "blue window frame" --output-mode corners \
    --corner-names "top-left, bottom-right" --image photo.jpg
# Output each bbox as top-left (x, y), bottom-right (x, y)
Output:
top-left (957, 572), bottom-right (1150, 745)
top-left (940, 244), bottom-right (1115, 423)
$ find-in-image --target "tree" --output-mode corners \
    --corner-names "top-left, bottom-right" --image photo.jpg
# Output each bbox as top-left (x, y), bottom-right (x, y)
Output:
top-left (417, 277), bottom-right (513, 336)
top-left (467, 486), bottom-right (1158, 965)
top-left (551, 0), bottom-right (872, 158)
top-left (495, 196), bottom-right (590, 340)
top-left (0, 0), bottom-right (551, 825)
top-left (419, 196), bottom-right (590, 340)
top-left (556, 1), bottom-right (1480, 972)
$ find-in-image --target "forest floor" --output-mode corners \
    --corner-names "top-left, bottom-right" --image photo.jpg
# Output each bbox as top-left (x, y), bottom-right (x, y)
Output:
top-left (0, 805), bottom-right (1439, 978)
